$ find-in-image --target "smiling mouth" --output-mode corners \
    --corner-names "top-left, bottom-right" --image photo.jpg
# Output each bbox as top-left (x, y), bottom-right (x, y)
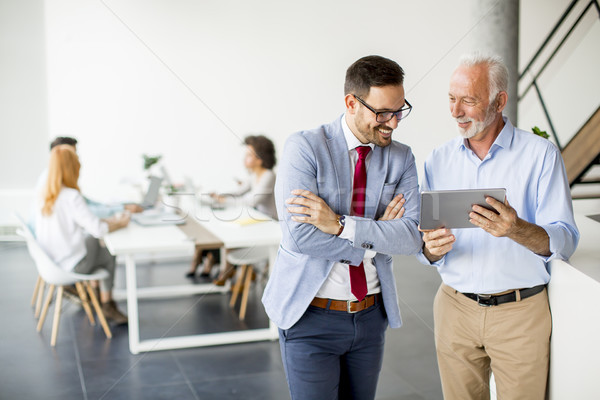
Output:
top-left (377, 127), bottom-right (393, 137)
top-left (456, 119), bottom-right (472, 128)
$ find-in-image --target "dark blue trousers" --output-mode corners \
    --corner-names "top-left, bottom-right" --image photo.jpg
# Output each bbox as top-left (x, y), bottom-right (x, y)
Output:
top-left (278, 301), bottom-right (388, 400)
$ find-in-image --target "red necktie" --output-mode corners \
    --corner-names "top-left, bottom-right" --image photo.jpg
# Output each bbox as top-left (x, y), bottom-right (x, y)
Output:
top-left (349, 146), bottom-right (371, 301)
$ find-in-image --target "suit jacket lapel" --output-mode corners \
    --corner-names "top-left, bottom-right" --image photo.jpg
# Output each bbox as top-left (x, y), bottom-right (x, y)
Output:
top-left (325, 119), bottom-right (353, 215)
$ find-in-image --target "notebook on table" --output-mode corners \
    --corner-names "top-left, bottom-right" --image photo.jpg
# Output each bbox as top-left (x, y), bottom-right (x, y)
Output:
top-left (131, 209), bottom-right (185, 226)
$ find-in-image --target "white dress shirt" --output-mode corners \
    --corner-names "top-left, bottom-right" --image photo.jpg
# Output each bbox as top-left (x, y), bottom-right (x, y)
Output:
top-left (35, 187), bottom-right (109, 271)
top-left (315, 114), bottom-right (381, 301)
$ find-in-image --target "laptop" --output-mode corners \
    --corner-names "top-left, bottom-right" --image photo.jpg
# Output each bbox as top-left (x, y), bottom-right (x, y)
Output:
top-left (140, 176), bottom-right (162, 209)
top-left (160, 165), bottom-right (173, 188)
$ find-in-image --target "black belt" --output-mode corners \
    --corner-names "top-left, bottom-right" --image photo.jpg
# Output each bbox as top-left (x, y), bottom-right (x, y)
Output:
top-left (461, 284), bottom-right (545, 307)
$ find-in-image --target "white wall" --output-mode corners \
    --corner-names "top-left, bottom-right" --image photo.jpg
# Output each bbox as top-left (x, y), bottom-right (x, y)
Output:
top-left (42, 0), bottom-right (473, 202)
top-left (0, 0), bottom-right (48, 223)
top-left (2, 0), bottom-right (599, 222)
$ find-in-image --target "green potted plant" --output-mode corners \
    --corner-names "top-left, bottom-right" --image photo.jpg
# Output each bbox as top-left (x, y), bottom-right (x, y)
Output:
top-left (532, 126), bottom-right (549, 139)
top-left (142, 154), bottom-right (162, 171)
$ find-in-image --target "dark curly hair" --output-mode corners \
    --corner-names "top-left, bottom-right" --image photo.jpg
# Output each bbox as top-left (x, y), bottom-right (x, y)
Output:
top-left (244, 135), bottom-right (276, 170)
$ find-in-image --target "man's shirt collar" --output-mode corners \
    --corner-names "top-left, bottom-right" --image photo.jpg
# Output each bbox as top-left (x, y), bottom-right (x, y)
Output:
top-left (342, 113), bottom-right (376, 152)
top-left (459, 116), bottom-right (514, 154)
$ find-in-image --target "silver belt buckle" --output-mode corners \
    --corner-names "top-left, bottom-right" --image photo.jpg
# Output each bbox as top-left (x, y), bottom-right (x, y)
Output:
top-left (476, 294), bottom-right (493, 307)
top-left (347, 300), bottom-right (360, 313)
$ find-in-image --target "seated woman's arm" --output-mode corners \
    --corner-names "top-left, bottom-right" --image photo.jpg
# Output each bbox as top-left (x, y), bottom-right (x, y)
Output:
top-left (103, 214), bottom-right (130, 232)
top-left (241, 170), bottom-right (275, 209)
top-left (71, 191), bottom-right (128, 235)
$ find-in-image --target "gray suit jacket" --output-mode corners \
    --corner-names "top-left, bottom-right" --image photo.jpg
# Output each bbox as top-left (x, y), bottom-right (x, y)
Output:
top-left (262, 116), bottom-right (421, 329)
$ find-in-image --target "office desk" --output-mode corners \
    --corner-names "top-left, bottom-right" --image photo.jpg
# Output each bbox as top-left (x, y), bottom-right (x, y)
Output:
top-left (104, 206), bottom-right (281, 354)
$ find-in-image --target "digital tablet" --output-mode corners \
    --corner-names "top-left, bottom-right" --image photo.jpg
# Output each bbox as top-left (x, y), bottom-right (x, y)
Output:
top-left (419, 188), bottom-right (506, 230)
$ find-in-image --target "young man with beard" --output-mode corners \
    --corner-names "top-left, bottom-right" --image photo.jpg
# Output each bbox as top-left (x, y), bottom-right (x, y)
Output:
top-left (418, 52), bottom-right (579, 399)
top-left (262, 55), bottom-right (421, 400)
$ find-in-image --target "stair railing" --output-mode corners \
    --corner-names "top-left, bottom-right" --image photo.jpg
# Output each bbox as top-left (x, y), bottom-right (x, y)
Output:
top-left (518, 0), bottom-right (600, 150)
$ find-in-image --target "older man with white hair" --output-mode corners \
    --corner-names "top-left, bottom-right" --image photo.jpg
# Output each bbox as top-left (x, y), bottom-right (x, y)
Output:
top-left (418, 52), bottom-right (579, 400)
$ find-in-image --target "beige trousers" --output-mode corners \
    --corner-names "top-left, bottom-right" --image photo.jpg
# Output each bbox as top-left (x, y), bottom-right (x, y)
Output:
top-left (433, 283), bottom-right (551, 400)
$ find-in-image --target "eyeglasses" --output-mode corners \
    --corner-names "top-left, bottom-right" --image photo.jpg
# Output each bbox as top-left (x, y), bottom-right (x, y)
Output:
top-left (353, 95), bottom-right (412, 123)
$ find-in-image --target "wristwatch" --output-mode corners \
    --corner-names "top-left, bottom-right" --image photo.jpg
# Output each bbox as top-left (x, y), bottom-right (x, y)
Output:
top-left (336, 215), bottom-right (345, 236)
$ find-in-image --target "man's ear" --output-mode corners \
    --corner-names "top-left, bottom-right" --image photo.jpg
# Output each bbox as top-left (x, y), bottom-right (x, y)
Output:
top-left (496, 91), bottom-right (508, 113)
top-left (345, 94), bottom-right (358, 115)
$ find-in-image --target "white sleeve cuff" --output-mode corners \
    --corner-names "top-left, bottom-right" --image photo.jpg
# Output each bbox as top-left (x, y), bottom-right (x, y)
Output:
top-left (338, 215), bottom-right (355, 241)
top-left (339, 217), bottom-right (376, 259)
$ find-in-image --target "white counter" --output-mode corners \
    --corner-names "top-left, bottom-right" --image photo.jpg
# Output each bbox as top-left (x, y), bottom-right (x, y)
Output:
top-left (563, 198), bottom-right (600, 281)
top-left (548, 198), bottom-right (600, 400)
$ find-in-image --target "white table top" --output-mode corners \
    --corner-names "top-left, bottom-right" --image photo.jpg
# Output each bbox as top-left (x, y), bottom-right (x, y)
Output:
top-left (104, 223), bottom-right (194, 255)
top-left (104, 204), bottom-right (281, 255)
top-left (189, 205), bottom-right (281, 249)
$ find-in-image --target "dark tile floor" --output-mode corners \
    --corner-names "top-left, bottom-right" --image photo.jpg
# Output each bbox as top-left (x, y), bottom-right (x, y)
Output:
top-left (0, 241), bottom-right (443, 399)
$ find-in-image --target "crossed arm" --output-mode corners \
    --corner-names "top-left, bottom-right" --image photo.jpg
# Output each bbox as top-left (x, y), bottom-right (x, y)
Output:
top-left (286, 189), bottom-right (407, 232)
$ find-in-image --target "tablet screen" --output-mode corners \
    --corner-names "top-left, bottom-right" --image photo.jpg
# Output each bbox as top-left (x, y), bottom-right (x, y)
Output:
top-left (419, 188), bottom-right (506, 230)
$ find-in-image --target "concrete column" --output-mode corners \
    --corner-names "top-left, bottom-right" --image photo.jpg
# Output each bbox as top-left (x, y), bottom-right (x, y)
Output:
top-left (469, 0), bottom-right (519, 124)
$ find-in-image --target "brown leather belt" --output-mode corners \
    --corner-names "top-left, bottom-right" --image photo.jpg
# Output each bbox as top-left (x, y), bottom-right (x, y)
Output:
top-left (310, 293), bottom-right (382, 314)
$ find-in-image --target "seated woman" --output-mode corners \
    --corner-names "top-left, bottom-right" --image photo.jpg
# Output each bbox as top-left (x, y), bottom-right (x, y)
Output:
top-left (186, 135), bottom-right (277, 283)
top-left (35, 145), bottom-right (130, 324)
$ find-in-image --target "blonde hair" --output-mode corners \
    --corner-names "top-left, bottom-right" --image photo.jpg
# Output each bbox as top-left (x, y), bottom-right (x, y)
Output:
top-left (42, 145), bottom-right (80, 216)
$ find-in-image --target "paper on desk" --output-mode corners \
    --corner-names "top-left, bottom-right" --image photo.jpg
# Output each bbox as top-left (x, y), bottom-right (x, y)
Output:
top-left (231, 217), bottom-right (269, 226)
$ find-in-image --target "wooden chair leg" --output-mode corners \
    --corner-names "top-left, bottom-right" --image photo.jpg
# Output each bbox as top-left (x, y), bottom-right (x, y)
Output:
top-left (260, 262), bottom-right (269, 285)
top-left (75, 281), bottom-right (95, 325)
top-left (37, 284), bottom-right (55, 332)
top-left (229, 264), bottom-right (248, 308)
top-left (85, 282), bottom-right (112, 339)
top-left (31, 275), bottom-right (42, 307)
top-left (50, 286), bottom-right (64, 346)
top-left (34, 280), bottom-right (46, 318)
top-left (239, 266), bottom-right (254, 321)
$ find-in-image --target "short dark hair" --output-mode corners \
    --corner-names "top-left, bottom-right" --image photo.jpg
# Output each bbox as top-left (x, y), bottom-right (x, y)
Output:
top-left (50, 136), bottom-right (78, 150)
top-left (244, 135), bottom-right (276, 170)
top-left (344, 55), bottom-right (405, 97)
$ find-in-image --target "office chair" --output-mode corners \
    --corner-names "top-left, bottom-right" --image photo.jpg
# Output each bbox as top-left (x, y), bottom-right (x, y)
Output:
top-left (12, 214), bottom-right (46, 318)
top-left (16, 223), bottom-right (112, 346)
top-left (227, 246), bottom-right (270, 320)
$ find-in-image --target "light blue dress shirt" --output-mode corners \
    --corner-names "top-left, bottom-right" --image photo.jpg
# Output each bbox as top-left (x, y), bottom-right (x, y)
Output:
top-left (85, 198), bottom-right (125, 219)
top-left (417, 118), bottom-right (579, 294)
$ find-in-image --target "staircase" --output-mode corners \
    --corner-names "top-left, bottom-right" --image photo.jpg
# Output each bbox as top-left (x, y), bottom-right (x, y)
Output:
top-left (561, 106), bottom-right (600, 198)
top-left (518, 0), bottom-right (600, 199)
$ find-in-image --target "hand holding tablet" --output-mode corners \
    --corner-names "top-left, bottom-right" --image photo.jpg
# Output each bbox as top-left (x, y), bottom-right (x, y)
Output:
top-left (419, 188), bottom-right (506, 230)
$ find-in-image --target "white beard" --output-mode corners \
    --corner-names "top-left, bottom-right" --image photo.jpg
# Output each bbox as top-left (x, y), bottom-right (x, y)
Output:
top-left (456, 106), bottom-right (497, 139)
